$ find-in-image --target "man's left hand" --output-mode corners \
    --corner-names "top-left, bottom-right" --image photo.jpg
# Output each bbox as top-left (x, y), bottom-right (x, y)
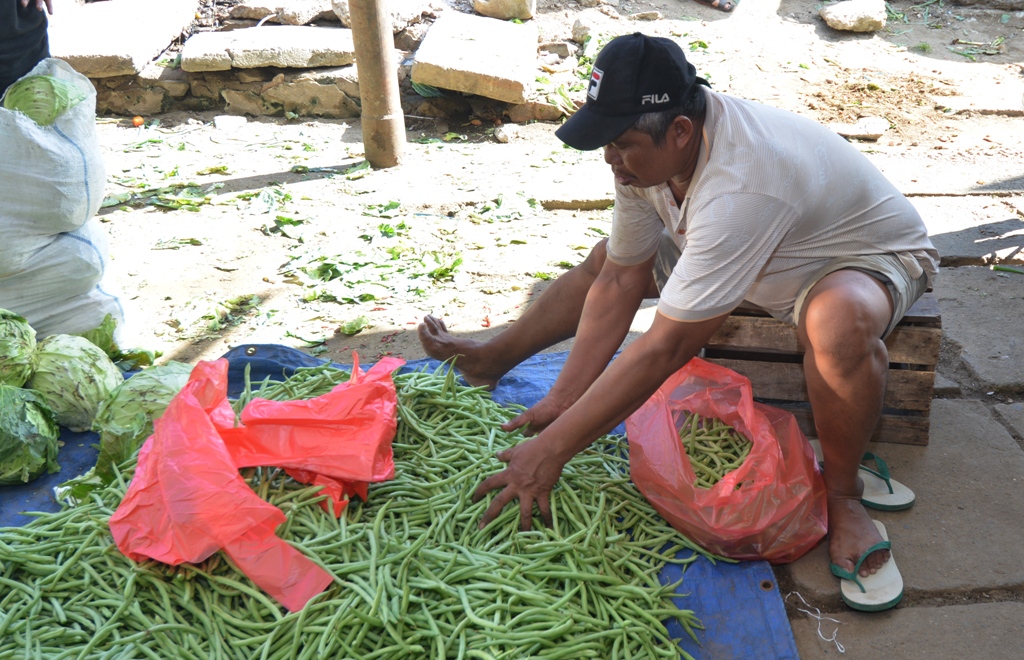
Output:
top-left (472, 435), bottom-right (566, 531)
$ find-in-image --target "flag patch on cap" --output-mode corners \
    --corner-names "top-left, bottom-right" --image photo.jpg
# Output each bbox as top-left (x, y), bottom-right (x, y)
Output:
top-left (587, 68), bottom-right (603, 100)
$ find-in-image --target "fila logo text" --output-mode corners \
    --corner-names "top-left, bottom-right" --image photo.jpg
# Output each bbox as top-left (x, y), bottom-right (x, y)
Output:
top-left (641, 93), bottom-right (669, 105)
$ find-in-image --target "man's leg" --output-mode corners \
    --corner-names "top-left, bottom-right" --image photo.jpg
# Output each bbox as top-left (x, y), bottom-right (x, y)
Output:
top-left (419, 239), bottom-right (659, 389)
top-left (797, 269), bottom-right (894, 577)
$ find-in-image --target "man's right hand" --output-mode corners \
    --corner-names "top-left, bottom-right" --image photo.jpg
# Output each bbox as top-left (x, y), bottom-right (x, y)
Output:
top-left (501, 394), bottom-right (572, 436)
top-left (22, 0), bottom-right (53, 14)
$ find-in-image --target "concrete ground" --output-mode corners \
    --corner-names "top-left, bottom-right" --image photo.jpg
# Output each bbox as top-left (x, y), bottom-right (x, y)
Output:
top-left (37, 0), bottom-right (1024, 657)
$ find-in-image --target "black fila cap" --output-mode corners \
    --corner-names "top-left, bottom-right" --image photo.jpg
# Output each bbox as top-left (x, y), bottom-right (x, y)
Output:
top-left (555, 33), bottom-right (709, 151)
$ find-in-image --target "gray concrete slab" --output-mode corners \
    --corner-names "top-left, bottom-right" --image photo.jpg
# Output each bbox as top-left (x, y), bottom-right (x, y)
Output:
top-left (935, 267), bottom-right (1024, 390)
top-left (932, 374), bottom-right (961, 397)
top-left (792, 602), bottom-right (1024, 660)
top-left (180, 26), bottom-right (355, 72)
top-left (911, 197), bottom-right (1024, 266)
top-left (411, 11), bottom-right (537, 104)
top-left (781, 399), bottom-right (1024, 608)
top-left (866, 154), bottom-right (1024, 196)
top-left (994, 402), bottom-right (1024, 442)
top-left (48, 0), bottom-right (199, 77)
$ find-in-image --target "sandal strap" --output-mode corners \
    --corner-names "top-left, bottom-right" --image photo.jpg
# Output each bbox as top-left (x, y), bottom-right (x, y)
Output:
top-left (860, 452), bottom-right (895, 495)
top-left (830, 539), bottom-right (892, 593)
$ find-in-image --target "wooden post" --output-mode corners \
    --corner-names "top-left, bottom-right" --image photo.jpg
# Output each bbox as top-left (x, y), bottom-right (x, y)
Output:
top-left (349, 0), bottom-right (405, 168)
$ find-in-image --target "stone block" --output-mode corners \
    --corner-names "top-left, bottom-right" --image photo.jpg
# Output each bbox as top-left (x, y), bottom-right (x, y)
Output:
top-left (412, 12), bottom-right (537, 104)
top-left (507, 100), bottom-right (563, 123)
top-left (137, 62), bottom-right (191, 97)
top-left (48, 0), bottom-right (199, 78)
top-left (474, 0), bottom-right (536, 20)
top-left (181, 26), bottom-right (355, 72)
top-left (231, 0), bottom-right (334, 25)
top-left (263, 75), bottom-right (362, 118)
top-left (819, 0), bottom-right (886, 33)
top-left (96, 85), bottom-right (171, 117)
top-left (332, 0), bottom-right (427, 32)
top-left (222, 89), bottom-right (285, 116)
top-left (190, 71), bottom-right (261, 101)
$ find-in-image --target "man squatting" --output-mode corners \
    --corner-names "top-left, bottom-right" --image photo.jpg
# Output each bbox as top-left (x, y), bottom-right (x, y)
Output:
top-left (419, 33), bottom-right (937, 611)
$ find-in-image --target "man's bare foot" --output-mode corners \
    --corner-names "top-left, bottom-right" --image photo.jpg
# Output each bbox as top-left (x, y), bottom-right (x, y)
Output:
top-left (417, 315), bottom-right (505, 389)
top-left (828, 494), bottom-right (890, 578)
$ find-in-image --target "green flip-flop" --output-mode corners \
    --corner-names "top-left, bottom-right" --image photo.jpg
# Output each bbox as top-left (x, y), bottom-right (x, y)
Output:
top-left (807, 440), bottom-right (916, 511)
top-left (830, 519), bottom-right (904, 612)
top-left (859, 452), bottom-right (916, 511)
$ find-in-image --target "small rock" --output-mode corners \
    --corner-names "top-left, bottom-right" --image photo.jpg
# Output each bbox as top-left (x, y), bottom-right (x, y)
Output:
top-left (474, 0), bottom-right (535, 20)
top-left (819, 0), bottom-right (886, 33)
top-left (539, 41), bottom-right (572, 58)
top-left (830, 115), bottom-right (890, 141)
top-left (494, 124), bottom-right (520, 142)
top-left (214, 115), bottom-right (249, 131)
top-left (395, 21), bottom-right (431, 51)
top-left (507, 100), bottom-right (563, 122)
top-left (572, 18), bottom-right (594, 43)
top-left (629, 10), bottom-right (662, 20)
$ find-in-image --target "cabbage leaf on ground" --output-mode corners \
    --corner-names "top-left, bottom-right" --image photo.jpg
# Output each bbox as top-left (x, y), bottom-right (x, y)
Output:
top-left (0, 385), bottom-right (60, 485)
top-left (0, 309), bottom-right (36, 387)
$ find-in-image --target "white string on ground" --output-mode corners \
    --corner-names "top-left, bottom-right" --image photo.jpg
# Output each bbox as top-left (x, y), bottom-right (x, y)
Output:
top-left (785, 591), bottom-right (846, 654)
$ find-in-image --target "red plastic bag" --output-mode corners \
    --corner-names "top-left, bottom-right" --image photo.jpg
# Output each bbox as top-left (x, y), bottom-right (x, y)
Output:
top-left (227, 356), bottom-right (403, 484)
top-left (627, 357), bottom-right (827, 564)
top-left (109, 355), bottom-right (405, 611)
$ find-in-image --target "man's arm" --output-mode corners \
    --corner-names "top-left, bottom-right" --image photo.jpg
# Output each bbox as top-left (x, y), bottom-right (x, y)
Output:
top-left (475, 307), bottom-right (730, 530)
top-left (502, 252), bottom-right (655, 435)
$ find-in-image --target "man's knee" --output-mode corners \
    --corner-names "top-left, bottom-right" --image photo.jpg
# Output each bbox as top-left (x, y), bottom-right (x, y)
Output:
top-left (580, 239), bottom-right (610, 278)
top-left (799, 272), bottom-right (893, 366)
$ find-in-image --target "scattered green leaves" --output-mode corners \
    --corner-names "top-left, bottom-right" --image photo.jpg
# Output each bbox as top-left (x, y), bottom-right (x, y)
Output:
top-left (340, 316), bottom-right (371, 336)
top-left (196, 165), bottom-right (229, 175)
top-left (153, 238), bottom-right (202, 250)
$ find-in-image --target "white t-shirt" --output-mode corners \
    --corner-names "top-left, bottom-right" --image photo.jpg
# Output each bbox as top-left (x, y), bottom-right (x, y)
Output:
top-left (606, 88), bottom-right (939, 323)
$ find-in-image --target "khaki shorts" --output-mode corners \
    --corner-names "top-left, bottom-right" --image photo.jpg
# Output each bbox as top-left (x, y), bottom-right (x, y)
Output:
top-left (653, 233), bottom-right (929, 339)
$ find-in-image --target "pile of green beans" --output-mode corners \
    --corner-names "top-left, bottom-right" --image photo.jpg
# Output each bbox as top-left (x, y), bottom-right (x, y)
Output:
top-left (677, 412), bottom-right (753, 489)
top-left (0, 364), bottom-right (721, 659)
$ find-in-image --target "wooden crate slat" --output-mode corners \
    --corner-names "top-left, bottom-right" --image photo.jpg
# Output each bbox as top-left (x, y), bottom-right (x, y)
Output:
top-left (706, 320), bottom-right (940, 367)
top-left (776, 405), bottom-right (930, 446)
top-left (902, 292), bottom-right (941, 325)
top-left (706, 359), bottom-right (936, 411)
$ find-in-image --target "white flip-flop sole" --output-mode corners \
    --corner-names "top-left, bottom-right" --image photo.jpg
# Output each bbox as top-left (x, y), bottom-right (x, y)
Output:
top-left (837, 520), bottom-right (904, 612)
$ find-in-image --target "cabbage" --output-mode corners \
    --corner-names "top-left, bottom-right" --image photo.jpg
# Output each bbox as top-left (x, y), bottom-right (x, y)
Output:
top-left (0, 385), bottom-right (60, 484)
top-left (27, 334), bottom-right (123, 432)
top-left (92, 361), bottom-right (193, 484)
top-left (0, 309), bottom-right (36, 387)
top-left (3, 75), bottom-right (87, 126)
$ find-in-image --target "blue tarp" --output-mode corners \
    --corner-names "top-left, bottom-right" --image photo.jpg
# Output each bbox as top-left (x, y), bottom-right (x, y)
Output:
top-left (0, 344), bottom-right (798, 659)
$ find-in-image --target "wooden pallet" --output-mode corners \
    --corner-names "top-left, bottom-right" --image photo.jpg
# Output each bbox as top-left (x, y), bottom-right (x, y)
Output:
top-left (702, 292), bottom-right (941, 445)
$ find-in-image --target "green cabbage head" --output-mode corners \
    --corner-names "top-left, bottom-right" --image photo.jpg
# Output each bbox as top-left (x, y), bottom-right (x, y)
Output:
top-left (0, 309), bottom-right (37, 387)
top-left (27, 334), bottom-right (123, 432)
top-left (0, 385), bottom-right (60, 484)
top-left (92, 360), bottom-right (193, 484)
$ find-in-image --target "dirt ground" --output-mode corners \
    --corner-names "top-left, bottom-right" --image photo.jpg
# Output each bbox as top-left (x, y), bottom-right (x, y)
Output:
top-left (97, 0), bottom-right (1024, 369)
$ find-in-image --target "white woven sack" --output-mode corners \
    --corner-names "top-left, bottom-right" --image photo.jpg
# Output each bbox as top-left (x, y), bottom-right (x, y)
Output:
top-left (0, 58), bottom-right (106, 277)
top-left (0, 217), bottom-right (126, 340)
